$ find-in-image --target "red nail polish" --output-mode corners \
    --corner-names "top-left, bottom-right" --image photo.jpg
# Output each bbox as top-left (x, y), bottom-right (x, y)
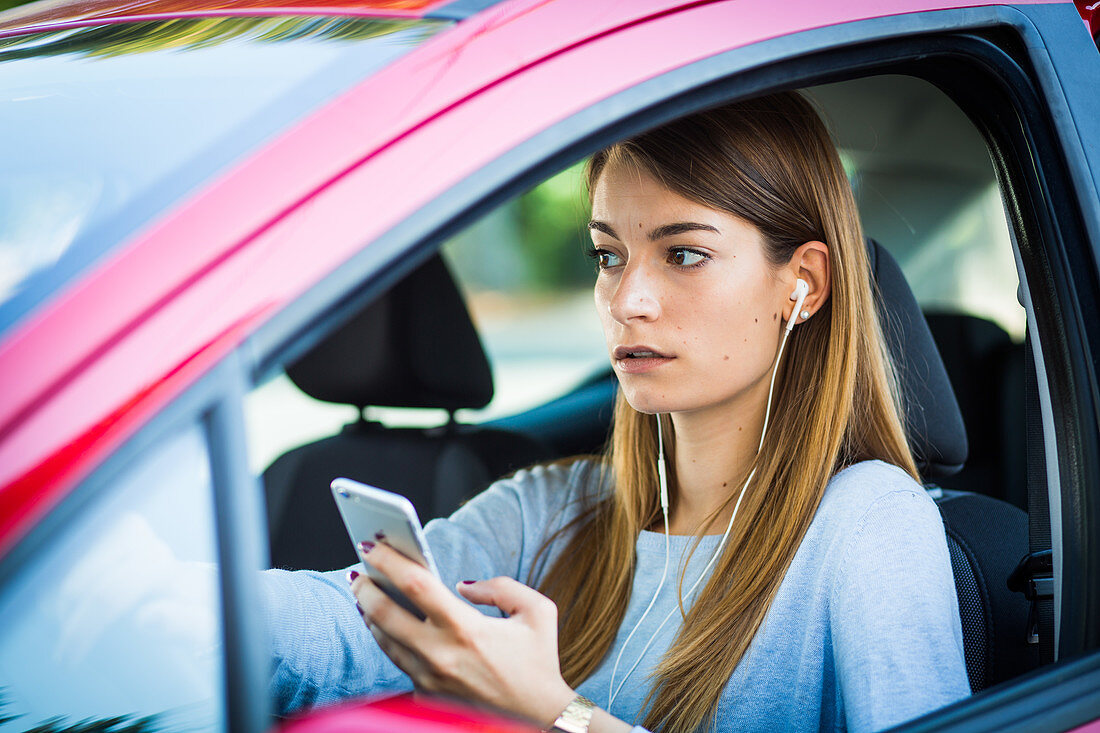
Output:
top-left (374, 531), bottom-right (386, 541)
top-left (358, 541), bottom-right (375, 553)
top-left (460, 580), bottom-right (476, 584)
top-left (346, 570), bottom-right (359, 584)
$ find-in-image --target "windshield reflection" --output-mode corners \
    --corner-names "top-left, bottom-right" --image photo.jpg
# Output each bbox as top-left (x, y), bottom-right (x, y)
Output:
top-left (0, 15), bottom-right (446, 332)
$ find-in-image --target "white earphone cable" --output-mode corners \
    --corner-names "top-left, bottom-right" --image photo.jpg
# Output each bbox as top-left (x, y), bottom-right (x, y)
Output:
top-left (606, 325), bottom-right (794, 707)
top-left (607, 414), bottom-right (671, 708)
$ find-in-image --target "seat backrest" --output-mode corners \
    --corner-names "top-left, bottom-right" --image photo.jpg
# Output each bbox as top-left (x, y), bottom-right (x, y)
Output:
top-left (263, 254), bottom-right (551, 571)
top-left (937, 490), bottom-right (1039, 690)
top-left (924, 312), bottom-right (1027, 510)
top-left (865, 239), bottom-right (966, 480)
top-left (863, 241), bottom-right (1036, 691)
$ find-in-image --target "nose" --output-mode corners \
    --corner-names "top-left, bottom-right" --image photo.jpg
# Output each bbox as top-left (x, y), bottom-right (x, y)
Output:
top-left (607, 261), bottom-right (661, 324)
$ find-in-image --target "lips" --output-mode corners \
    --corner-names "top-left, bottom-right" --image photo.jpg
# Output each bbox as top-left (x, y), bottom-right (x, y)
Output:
top-left (613, 345), bottom-right (674, 374)
top-left (613, 345), bottom-right (672, 360)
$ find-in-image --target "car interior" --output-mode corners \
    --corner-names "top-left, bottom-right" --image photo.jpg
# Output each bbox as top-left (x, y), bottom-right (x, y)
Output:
top-left (246, 73), bottom-right (1040, 697)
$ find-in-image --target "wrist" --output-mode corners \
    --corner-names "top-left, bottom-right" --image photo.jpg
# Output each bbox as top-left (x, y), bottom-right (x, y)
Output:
top-left (536, 684), bottom-right (581, 730)
top-left (545, 691), bottom-right (596, 733)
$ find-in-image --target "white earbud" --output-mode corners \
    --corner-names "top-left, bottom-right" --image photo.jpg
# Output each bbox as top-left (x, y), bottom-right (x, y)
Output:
top-left (786, 278), bottom-right (809, 333)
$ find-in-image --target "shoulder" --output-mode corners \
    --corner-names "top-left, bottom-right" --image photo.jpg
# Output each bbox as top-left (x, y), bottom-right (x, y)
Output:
top-left (814, 459), bottom-right (936, 532)
top-left (808, 461), bottom-right (952, 598)
top-left (504, 457), bottom-right (606, 495)
top-left (804, 460), bottom-right (948, 581)
top-left (490, 457), bottom-right (606, 507)
top-left (450, 457), bottom-right (607, 527)
top-left (817, 464), bottom-right (969, 726)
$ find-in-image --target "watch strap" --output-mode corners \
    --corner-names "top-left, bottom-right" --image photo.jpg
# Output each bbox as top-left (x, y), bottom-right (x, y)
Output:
top-left (548, 694), bottom-right (595, 733)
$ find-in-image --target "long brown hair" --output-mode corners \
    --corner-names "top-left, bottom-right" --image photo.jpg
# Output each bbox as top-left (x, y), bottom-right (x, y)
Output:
top-left (532, 91), bottom-right (918, 732)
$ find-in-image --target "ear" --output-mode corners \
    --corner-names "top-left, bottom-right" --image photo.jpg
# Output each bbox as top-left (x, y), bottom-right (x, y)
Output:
top-left (782, 241), bottom-right (831, 324)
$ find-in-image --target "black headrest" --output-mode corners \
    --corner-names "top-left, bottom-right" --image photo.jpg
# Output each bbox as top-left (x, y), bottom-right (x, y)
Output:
top-left (868, 238), bottom-right (967, 478)
top-left (287, 255), bottom-right (493, 411)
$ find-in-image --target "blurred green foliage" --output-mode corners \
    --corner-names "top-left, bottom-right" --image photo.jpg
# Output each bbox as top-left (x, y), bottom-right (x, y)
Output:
top-left (446, 161), bottom-right (595, 294)
top-left (516, 160), bottom-right (594, 290)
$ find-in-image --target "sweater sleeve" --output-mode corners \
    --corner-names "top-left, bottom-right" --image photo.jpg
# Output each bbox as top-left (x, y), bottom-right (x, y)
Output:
top-left (261, 462), bottom-right (592, 714)
top-left (829, 488), bottom-right (971, 732)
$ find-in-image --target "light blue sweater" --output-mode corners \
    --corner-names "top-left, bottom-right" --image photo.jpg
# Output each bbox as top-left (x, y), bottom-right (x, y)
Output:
top-left (261, 459), bottom-right (970, 731)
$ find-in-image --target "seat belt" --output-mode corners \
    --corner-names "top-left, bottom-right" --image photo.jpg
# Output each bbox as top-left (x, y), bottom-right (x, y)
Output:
top-left (1008, 333), bottom-right (1056, 665)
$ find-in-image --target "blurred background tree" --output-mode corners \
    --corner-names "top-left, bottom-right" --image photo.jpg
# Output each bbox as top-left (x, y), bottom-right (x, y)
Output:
top-left (446, 161), bottom-right (593, 294)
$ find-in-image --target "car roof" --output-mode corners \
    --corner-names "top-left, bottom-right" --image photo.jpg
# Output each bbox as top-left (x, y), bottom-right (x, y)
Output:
top-left (0, 0), bottom-right (1067, 555)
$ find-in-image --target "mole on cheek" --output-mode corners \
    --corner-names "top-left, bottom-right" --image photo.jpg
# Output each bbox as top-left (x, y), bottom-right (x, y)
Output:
top-left (773, 313), bottom-right (778, 321)
top-left (723, 355), bottom-right (730, 361)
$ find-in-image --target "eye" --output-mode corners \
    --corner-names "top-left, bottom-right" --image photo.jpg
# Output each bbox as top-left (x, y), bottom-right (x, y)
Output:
top-left (587, 248), bottom-right (623, 269)
top-left (669, 247), bottom-right (708, 268)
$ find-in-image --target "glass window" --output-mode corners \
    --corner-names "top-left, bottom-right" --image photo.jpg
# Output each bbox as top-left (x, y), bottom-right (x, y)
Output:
top-left (0, 423), bottom-right (225, 731)
top-left (443, 162), bottom-right (608, 423)
top-left (0, 16), bottom-right (448, 328)
top-left (812, 75), bottom-right (1024, 340)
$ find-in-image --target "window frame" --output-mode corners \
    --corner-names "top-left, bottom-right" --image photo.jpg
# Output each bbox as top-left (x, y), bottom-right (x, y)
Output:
top-left (0, 353), bottom-right (271, 733)
top-left (238, 5), bottom-right (1098, 729)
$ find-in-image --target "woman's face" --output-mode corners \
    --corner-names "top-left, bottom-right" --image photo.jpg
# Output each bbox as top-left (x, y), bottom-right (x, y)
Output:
top-left (590, 162), bottom-right (792, 419)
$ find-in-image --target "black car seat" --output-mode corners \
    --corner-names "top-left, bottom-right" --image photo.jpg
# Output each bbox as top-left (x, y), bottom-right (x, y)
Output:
top-left (263, 254), bottom-right (553, 571)
top-left (924, 312), bottom-right (1027, 511)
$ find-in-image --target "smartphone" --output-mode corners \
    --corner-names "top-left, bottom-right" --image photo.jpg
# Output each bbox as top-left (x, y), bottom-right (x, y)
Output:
top-left (330, 478), bottom-right (441, 620)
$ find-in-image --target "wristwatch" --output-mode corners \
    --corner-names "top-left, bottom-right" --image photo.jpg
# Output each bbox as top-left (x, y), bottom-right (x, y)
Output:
top-left (548, 694), bottom-right (596, 733)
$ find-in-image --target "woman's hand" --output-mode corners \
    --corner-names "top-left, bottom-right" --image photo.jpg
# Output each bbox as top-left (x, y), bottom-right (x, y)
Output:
top-left (349, 542), bottom-right (576, 728)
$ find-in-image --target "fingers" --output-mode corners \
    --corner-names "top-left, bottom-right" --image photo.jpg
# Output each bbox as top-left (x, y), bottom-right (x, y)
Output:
top-left (456, 577), bottom-right (557, 624)
top-left (352, 574), bottom-right (471, 697)
top-left (367, 620), bottom-right (433, 689)
top-left (351, 575), bottom-right (427, 645)
top-left (360, 542), bottom-right (460, 625)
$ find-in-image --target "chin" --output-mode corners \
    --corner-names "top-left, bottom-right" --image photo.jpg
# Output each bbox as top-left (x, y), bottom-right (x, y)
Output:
top-left (618, 385), bottom-right (689, 416)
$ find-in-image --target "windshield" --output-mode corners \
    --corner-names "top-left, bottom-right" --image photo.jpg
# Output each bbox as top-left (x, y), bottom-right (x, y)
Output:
top-left (0, 15), bottom-right (447, 332)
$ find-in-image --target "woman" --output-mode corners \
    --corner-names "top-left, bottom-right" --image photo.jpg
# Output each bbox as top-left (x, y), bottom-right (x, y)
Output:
top-left (263, 91), bottom-right (969, 732)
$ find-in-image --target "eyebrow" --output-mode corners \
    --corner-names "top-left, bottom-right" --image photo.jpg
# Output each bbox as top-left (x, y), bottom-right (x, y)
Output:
top-left (587, 220), bottom-right (720, 241)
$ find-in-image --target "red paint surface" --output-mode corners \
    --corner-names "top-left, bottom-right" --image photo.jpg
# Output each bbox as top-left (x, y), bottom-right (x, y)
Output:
top-left (0, 305), bottom-right (273, 559)
top-left (0, 0), bottom-right (1072, 554)
top-left (278, 694), bottom-right (538, 733)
